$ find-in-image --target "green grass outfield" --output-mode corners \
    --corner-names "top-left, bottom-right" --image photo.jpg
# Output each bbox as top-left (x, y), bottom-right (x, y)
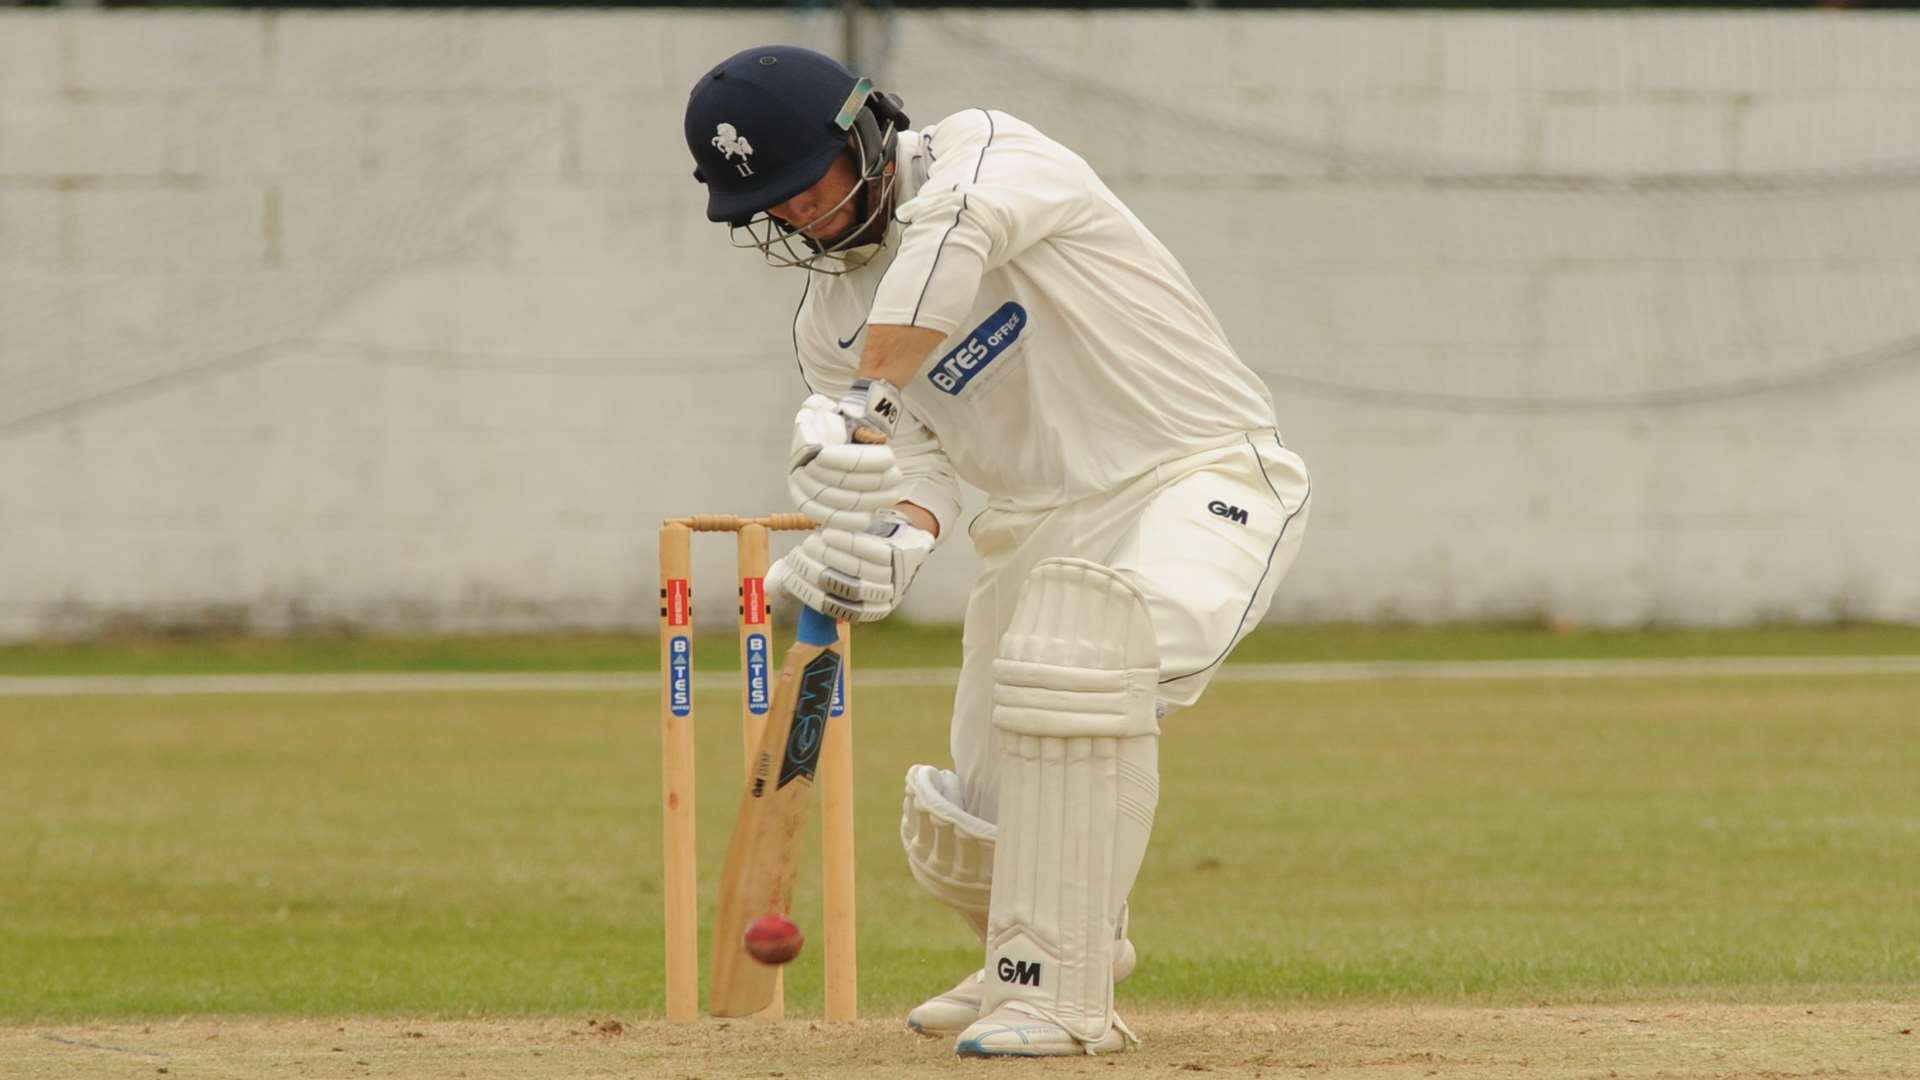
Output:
top-left (2, 658), bottom-right (1916, 1020)
top-left (4, 621), bottom-right (1920, 676)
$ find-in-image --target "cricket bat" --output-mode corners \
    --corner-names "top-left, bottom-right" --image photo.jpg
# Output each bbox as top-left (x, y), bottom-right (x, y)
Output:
top-left (709, 603), bottom-right (846, 1017)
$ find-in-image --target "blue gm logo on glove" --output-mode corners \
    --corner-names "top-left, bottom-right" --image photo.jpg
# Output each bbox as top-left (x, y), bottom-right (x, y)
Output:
top-left (929, 301), bottom-right (1026, 396)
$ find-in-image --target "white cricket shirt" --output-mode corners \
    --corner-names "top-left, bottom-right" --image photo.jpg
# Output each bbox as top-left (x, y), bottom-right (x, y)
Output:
top-left (791, 109), bottom-right (1280, 540)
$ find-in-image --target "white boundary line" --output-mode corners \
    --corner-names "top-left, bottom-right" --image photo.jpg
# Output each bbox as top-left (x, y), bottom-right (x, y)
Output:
top-left (2, 655), bottom-right (1919, 697)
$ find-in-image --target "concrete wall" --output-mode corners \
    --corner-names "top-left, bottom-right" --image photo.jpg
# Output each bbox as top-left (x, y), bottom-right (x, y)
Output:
top-left (2, 10), bottom-right (1917, 636)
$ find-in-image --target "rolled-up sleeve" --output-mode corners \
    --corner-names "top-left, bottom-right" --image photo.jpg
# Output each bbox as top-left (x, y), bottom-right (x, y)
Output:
top-left (867, 109), bottom-right (1090, 336)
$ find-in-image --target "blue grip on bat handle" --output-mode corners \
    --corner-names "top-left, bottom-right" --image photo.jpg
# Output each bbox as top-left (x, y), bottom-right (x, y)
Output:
top-left (796, 605), bottom-right (838, 646)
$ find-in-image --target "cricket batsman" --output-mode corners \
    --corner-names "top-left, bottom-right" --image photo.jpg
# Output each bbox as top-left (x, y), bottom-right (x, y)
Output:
top-left (685, 45), bottom-right (1312, 1057)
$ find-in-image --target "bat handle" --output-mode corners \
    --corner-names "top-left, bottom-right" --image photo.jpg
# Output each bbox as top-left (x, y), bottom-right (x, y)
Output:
top-left (796, 605), bottom-right (839, 646)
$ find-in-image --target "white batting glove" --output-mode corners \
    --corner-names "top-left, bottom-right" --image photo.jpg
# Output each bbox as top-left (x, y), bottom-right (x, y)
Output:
top-left (765, 509), bottom-right (934, 623)
top-left (789, 387), bottom-right (903, 532)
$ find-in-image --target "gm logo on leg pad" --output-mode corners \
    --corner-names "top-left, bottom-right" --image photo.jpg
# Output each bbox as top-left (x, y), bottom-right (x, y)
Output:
top-left (995, 957), bottom-right (1043, 987)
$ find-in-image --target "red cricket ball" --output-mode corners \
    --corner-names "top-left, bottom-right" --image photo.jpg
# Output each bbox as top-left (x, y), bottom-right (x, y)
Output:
top-left (743, 913), bottom-right (804, 966)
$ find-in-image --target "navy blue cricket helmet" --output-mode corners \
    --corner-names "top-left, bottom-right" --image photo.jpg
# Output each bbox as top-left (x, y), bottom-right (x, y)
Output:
top-left (685, 45), bottom-right (907, 228)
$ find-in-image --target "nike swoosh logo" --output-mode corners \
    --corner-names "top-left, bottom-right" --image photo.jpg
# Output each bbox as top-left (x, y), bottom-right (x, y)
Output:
top-left (838, 322), bottom-right (867, 349)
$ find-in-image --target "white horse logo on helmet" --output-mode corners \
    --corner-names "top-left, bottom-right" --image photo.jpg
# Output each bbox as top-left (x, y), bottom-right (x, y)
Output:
top-left (712, 123), bottom-right (755, 176)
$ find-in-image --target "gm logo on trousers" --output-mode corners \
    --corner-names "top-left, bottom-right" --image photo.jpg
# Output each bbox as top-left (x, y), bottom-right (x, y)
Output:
top-left (1208, 499), bottom-right (1249, 525)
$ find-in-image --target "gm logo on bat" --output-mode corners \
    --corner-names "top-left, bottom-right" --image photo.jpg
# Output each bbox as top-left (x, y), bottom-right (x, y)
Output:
top-left (778, 652), bottom-right (843, 789)
top-left (929, 301), bottom-right (1027, 395)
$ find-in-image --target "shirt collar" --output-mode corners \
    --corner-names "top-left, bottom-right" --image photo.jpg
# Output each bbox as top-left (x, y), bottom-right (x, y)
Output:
top-left (876, 127), bottom-right (927, 254)
top-left (891, 127), bottom-right (928, 207)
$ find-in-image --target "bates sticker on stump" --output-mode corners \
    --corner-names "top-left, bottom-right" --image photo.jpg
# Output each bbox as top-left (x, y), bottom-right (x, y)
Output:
top-left (745, 634), bottom-right (770, 715)
top-left (668, 636), bottom-right (692, 717)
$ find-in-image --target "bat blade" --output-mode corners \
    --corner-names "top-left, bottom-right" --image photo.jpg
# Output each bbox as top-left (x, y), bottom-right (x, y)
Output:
top-left (709, 606), bottom-right (844, 1018)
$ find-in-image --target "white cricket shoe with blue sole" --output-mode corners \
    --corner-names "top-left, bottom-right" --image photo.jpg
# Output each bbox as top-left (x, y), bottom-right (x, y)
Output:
top-left (905, 938), bottom-right (1135, 1037)
top-left (955, 1000), bottom-right (1137, 1057)
top-left (904, 968), bottom-right (984, 1037)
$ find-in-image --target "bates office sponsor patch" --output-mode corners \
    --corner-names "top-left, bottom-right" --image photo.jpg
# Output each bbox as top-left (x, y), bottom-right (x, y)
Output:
top-left (929, 302), bottom-right (1027, 396)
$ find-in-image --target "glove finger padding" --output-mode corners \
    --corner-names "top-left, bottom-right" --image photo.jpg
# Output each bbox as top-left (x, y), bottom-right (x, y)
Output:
top-left (773, 536), bottom-right (887, 622)
top-left (790, 491), bottom-right (873, 534)
top-left (822, 571), bottom-right (891, 605)
top-left (797, 467), bottom-right (902, 498)
top-left (806, 444), bottom-right (902, 483)
top-left (819, 527), bottom-right (898, 565)
top-left (791, 536), bottom-right (891, 606)
top-left (790, 470), bottom-right (900, 511)
top-left (773, 558), bottom-right (864, 623)
top-left (789, 446), bottom-right (902, 533)
top-left (812, 530), bottom-right (895, 602)
top-left (773, 508), bottom-right (936, 623)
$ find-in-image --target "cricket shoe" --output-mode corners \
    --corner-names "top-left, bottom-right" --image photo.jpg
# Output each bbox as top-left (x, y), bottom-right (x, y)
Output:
top-left (904, 938), bottom-right (1136, 1037)
top-left (954, 1000), bottom-right (1138, 1058)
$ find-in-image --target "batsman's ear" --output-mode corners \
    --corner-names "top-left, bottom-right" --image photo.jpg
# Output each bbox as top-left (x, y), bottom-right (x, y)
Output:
top-left (692, 166), bottom-right (707, 184)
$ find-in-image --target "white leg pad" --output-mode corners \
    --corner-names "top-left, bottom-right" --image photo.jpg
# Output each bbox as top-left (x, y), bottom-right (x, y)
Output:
top-left (900, 764), bottom-right (996, 942)
top-left (982, 558), bottom-right (1160, 1045)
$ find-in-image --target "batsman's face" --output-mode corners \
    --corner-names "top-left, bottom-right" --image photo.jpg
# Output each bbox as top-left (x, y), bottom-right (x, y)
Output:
top-left (768, 150), bottom-right (861, 241)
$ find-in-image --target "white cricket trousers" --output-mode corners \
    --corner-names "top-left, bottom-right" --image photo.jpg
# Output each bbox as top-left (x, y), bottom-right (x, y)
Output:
top-left (949, 430), bottom-right (1311, 822)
